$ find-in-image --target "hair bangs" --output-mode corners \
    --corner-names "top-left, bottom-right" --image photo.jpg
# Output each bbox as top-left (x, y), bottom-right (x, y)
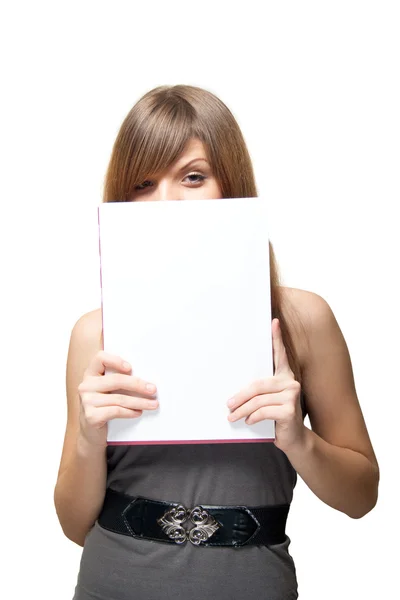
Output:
top-left (126, 100), bottom-right (197, 196)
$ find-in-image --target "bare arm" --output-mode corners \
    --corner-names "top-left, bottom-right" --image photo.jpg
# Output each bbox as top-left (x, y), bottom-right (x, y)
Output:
top-left (54, 309), bottom-right (159, 546)
top-left (54, 440), bottom-right (108, 546)
top-left (285, 427), bottom-right (378, 518)
top-left (286, 291), bottom-right (379, 518)
top-left (54, 310), bottom-right (107, 546)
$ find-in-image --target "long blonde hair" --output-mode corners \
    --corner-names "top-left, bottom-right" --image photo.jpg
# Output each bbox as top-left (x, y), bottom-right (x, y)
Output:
top-left (102, 85), bottom-right (307, 385)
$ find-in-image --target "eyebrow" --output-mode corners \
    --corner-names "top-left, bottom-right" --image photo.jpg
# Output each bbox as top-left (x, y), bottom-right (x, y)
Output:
top-left (178, 158), bottom-right (209, 172)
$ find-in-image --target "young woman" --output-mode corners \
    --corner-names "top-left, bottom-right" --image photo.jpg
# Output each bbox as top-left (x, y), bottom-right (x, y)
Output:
top-left (54, 84), bottom-right (379, 600)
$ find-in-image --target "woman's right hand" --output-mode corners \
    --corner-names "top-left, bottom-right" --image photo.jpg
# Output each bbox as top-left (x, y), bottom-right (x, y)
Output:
top-left (77, 350), bottom-right (158, 447)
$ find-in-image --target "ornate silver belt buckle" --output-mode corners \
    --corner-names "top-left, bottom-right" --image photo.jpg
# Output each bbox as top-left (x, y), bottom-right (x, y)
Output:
top-left (157, 503), bottom-right (221, 546)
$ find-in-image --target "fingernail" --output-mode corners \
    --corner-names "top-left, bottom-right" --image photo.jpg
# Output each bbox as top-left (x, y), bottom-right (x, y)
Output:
top-left (227, 398), bottom-right (235, 407)
top-left (146, 383), bottom-right (156, 393)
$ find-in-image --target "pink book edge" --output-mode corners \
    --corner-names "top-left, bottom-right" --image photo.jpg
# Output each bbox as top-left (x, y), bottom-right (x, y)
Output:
top-left (108, 438), bottom-right (274, 445)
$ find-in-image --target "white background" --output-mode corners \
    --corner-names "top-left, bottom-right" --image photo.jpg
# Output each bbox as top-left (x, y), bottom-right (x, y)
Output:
top-left (1, 1), bottom-right (398, 598)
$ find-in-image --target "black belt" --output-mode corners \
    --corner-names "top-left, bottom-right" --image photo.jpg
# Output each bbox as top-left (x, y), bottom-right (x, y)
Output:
top-left (98, 488), bottom-right (289, 548)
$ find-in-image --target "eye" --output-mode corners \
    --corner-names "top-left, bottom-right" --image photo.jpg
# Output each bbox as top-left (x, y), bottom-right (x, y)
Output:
top-left (185, 172), bottom-right (207, 184)
top-left (134, 180), bottom-right (154, 191)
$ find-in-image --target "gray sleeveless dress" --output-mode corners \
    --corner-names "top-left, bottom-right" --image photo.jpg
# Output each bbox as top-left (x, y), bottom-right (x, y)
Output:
top-left (72, 394), bottom-right (306, 600)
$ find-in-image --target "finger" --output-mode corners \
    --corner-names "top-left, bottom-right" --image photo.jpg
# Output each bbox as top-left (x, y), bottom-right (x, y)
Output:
top-left (91, 393), bottom-right (159, 411)
top-left (80, 373), bottom-right (157, 397)
top-left (245, 405), bottom-right (283, 425)
top-left (272, 319), bottom-right (293, 377)
top-left (228, 393), bottom-right (283, 422)
top-left (84, 405), bottom-right (143, 427)
top-left (85, 350), bottom-right (132, 377)
top-left (227, 376), bottom-right (284, 410)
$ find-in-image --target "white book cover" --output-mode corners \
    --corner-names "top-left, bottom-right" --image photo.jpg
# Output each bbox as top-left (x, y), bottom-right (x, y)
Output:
top-left (98, 197), bottom-right (275, 445)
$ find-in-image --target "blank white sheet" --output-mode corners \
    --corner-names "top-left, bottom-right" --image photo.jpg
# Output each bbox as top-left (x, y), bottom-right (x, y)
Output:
top-left (98, 197), bottom-right (275, 444)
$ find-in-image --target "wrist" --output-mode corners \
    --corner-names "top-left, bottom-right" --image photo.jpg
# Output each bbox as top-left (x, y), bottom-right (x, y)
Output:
top-left (280, 425), bottom-right (314, 461)
top-left (279, 424), bottom-right (313, 457)
top-left (77, 431), bottom-right (108, 457)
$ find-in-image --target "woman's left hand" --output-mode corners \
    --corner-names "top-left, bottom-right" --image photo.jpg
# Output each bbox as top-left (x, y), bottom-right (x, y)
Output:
top-left (227, 318), bottom-right (306, 454)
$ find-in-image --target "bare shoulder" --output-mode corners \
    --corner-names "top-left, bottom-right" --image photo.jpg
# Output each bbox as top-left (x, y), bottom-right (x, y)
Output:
top-left (85, 306), bottom-right (102, 330)
top-left (279, 286), bottom-right (331, 368)
top-left (71, 307), bottom-right (103, 350)
top-left (280, 285), bottom-right (330, 321)
top-left (280, 285), bottom-right (343, 354)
